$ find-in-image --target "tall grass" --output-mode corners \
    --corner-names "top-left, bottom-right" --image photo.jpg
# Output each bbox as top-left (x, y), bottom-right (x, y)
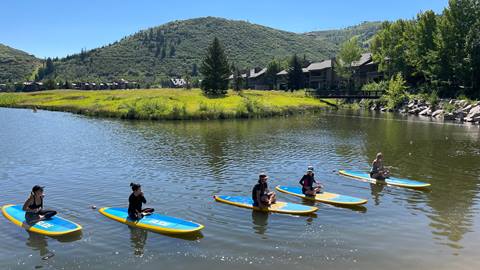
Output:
top-left (0, 89), bottom-right (333, 120)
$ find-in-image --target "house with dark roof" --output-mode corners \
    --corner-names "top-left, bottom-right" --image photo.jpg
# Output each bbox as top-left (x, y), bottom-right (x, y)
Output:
top-left (306, 59), bottom-right (337, 90)
top-left (229, 53), bottom-right (382, 91)
top-left (246, 67), bottom-right (269, 90)
top-left (304, 53), bottom-right (382, 90)
top-left (351, 53), bottom-right (382, 86)
top-left (275, 68), bottom-right (310, 90)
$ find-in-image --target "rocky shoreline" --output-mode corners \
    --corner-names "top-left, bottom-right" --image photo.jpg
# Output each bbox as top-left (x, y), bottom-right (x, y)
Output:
top-left (362, 99), bottom-right (480, 124)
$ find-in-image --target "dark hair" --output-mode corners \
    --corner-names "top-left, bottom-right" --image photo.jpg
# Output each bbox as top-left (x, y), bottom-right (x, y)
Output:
top-left (258, 173), bottom-right (268, 183)
top-left (130, 182), bottom-right (141, 191)
top-left (32, 185), bottom-right (44, 193)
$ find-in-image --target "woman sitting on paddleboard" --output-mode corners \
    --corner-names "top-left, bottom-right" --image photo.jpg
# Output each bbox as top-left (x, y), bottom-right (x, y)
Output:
top-left (252, 173), bottom-right (276, 208)
top-left (370, 153), bottom-right (390, 180)
top-left (23, 185), bottom-right (57, 223)
top-left (128, 183), bottom-right (154, 220)
top-left (299, 166), bottom-right (322, 196)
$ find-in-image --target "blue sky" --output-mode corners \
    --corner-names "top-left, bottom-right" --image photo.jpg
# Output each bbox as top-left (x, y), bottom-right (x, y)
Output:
top-left (1, 0), bottom-right (449, 58)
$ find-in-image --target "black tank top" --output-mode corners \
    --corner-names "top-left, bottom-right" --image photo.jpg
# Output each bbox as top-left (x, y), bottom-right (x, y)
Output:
top-left (29, 196), bottom-right (43, 209)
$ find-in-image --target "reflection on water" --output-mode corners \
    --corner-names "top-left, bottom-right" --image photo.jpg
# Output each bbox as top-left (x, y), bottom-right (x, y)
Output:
top-left (370, 183), bottom-right (385, 205)
top-left (1, 108), bottom-right (480, 270)
top-left (129, 226), bottom-right (148, 257)
top-left (25, 230), bottom-right (82, 261)
top-left (26, 231), bottom-right (51, 259)
top-left (251, 211), bottom-right (269, 236)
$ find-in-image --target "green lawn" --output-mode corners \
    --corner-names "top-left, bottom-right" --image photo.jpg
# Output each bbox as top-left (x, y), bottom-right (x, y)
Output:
top-left (0, 89), bottom-right (333, 120)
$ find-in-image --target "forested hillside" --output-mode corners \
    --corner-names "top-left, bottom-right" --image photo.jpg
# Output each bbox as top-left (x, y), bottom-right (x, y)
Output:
top-left (0, 44), bottom-right (41, 82)
top-left (52, 17), bottom-right (336, 83)
top-left (305, 21), bottom-right (382, 47)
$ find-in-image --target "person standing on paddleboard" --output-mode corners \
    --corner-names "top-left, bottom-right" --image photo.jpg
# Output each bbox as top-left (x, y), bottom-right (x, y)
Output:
top-left (128, 183), bottom-right (154, 220)
top-left (299, 166), bottom-right (323, 196)
top-left (23, 185), bottom-right (57, 223)
top-left (252, 173), bottom-right (276, 208)
top-left (370, 153), bottom-right (390, 180)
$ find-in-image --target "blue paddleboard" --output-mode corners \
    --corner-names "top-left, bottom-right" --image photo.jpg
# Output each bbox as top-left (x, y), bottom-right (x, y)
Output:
top-left (275, 186), bottom-right (367, 205)
top-left (1, 204), bottom-right (82, 236)
top-left (99, 207), bottom-right (204, 234)
top-left (339, 170), bottom-right (431, 188)
top-left (213, 195), bottom-right (317, 214)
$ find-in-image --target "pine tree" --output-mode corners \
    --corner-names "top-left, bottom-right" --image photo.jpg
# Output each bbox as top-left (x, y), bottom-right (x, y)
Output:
top-left (266, 59), bottom-right (282, 90)
top-left (191, 63), bottom-right (198, 76)
top-left (287, 54), bottom-right (304, 91)
top-left (184, 71), bottom-right (192, 90)
top-left (200, 37), bottom-right (230, 96)
top-left (231, 63), bottom-right (243, 92)
top-left (45, 58), bottom-right (55, 76)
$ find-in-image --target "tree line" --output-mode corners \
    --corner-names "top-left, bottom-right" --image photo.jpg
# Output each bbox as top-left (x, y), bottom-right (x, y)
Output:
top-left (370, 0), bottom-right (480, 99)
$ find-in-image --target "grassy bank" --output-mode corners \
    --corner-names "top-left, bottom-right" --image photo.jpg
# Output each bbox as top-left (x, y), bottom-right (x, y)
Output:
top-left (0, 89), bottom-right (333, 120)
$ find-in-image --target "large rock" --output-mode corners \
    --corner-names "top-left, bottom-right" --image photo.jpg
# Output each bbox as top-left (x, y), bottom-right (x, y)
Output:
top-left (464, 105), bottom-right (480, 122)
top-left (444, 113), bottom-right (456, 121)
top-left (419, 107), bottom-right (432, 116)
top-left (462, 104), bottom-right (473, 113)
top-left (454, 110), bottom-right (466, 120)
top-left (456, 100), bottom-right (469, 107)
top-left (408, 107), bottom-right (422, 114)
top-left (432, 109), bottom-right (444, 118)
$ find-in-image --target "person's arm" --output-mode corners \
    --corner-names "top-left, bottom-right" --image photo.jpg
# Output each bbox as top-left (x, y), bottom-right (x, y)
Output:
top-left (22, 197), bottom-right (37, 213)
top-left (299, 175), bottom-right (305, 186)
top-left (141, 195), bottom-right (146, 204)
top-left (371, 160), bottom-right (377, 171)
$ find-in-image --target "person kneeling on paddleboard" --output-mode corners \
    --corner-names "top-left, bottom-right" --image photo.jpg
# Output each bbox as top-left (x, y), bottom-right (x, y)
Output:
top-left (299, 166), bottom-right (323, 196)
top-left (252, 173), bottom-right (276, 208)
top-left (370, 153), bottom-right (390, 180)
top-left (23, 185), bottom-right (57, 223)
top-left (128, 183), bottom-right (154, 220)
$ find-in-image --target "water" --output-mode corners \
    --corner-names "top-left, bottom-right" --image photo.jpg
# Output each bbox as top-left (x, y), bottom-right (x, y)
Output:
top-left (0, 107), bottom-right (479, 270)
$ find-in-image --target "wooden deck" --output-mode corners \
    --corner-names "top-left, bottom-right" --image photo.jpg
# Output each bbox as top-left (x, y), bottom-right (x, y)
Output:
top-left (306, 89), bottom-right (384, 99)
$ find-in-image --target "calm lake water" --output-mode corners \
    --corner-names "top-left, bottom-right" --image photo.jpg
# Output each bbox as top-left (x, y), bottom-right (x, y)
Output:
top-left (1, 107), bottom-right (480, 270)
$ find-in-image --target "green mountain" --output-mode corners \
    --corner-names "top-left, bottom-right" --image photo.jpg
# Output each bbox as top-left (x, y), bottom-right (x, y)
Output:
top-left (0, 44), bottom-right (41, 82)
top-left (1, 17), bottom-right (382, 84)
top-left (305, 21), bottom-right (382, 47)
top-left (53, 17), bottom-right (340, 83)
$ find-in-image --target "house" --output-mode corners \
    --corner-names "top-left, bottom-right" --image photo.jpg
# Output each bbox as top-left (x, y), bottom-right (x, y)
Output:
top-left (169, 78), bottom-right (187, 88)
top-left (306, 59), bottom-right (337, 90)
top-left (304, 53), bottom-right (382, 90)
top-left (275, 68), bottom-right (310, 90)
top-left (276, 70), bottom-right (289, 90)
top-left (351, 53), bottom-right (382, 85)
top-left (246, 68), bottom-right (269, 90)
top-left (228, 72), bottom-right (248, 89)
top-left (22, 82), bottom-right (43, 92)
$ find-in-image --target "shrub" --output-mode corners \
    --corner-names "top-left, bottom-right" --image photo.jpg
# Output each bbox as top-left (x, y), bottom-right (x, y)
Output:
top-left (385, 73), bottom-right (408, 110)
top-left (362, 80), bottom-right (388, 91)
